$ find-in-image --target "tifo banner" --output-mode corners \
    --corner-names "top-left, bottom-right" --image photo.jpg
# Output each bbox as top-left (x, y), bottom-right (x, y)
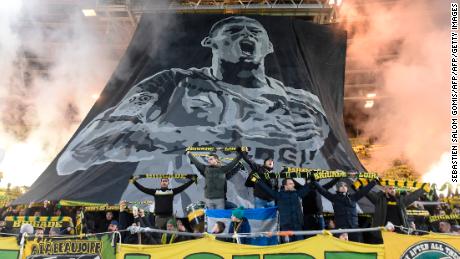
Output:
top-left (206, 207), bottom-right (278, 245)
top-left (15, 14), bottom-right (363, 215)
top-left (382, 232), bottom-right (460, 259)
top-left (22, 233), bottom-right (116, 259)
top-left (118, 234), bottom-right (384, 259)
top-left (0, 236), bottom-right (20, 259)
top-left (4, 216), bottom-right (74, 234)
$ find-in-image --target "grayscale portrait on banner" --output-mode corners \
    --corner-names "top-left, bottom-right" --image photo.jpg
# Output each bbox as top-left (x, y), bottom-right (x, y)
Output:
top-left (56, 16), bottom-right (332, 178)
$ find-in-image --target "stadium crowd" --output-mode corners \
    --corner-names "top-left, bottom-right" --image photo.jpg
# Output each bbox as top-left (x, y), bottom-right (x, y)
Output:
top-left (0, 148), bottom-right (459, 245)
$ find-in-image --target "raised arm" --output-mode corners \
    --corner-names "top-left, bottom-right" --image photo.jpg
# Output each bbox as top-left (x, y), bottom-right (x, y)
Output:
top-left (322, 178), bottom-right (340, 190)
top-left (366, 190), bottom-right (380, 204)
top-left (187, 152), bottom-right (206, 175)
top-left (292, 179), bottom-right (303, 190)
top-left (132, 179), bottom-right (159, 196)
top-left (297, 182), bottom-right (312, 198)
top-left (313, 181), bottom-right (337, 202)
top-left (401, 187), bottom-right (426, 207)
top-left (172, 178), bottom-right (195, 195)
top-left (244, 172), bottom-right (256, 188)
top-left (221, 153), bottom-right (243, 172)
top-left (352, 180), bottom-right (377, 201)
top-left (239, 150), bottom-right (259, 171)
top-left (255, 179), bottom-right (280, 200)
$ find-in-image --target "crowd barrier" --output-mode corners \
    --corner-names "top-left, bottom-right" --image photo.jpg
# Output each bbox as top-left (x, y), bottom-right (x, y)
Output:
top-left (3, 229), bottom-right (456, 259)
top-left (119, 234), bottom-right (384, 259)
top-left (0, 236), bottom-right (20, 259)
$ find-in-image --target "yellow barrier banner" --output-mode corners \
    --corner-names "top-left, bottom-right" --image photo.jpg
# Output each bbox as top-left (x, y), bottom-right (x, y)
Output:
top-left (22, 233), bottom-right (116, 259)
top-left (382, 232), bottom-right (460, 259)
top-left (118, 234), bottom-right (384, 259)
top-left (0, 236), bottom-right (20, 259)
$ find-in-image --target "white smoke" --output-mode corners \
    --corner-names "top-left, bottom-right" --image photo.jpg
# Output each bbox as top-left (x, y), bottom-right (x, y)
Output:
top-left (341, 0), bottom-right (451, 179)
top-left (0, 1), bottom-right (118, 186)
top-left (0, 1), bottom-right (178, 188)
top-left (422, 152), bottom-right (451, 191)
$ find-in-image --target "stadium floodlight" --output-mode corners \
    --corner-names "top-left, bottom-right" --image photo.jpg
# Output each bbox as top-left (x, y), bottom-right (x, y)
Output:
top-left (82, 9), bottom-right (97, 17)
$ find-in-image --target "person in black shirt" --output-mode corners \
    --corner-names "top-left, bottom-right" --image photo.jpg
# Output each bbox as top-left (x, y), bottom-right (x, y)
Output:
top-left (252, 176), bottom-right (311, 242)
top-left (238, 149), bottom-right (278, 208)
top-left (313, 178), bottom-right (377, 243)
top-left (366, 184), bottom-right (427, 243)
top-left (132, 176), bottom-right (196, 229)
top-left (294, 178), bottom-right (339, 231)
top-left (96, 211), bottom-right (115, 233)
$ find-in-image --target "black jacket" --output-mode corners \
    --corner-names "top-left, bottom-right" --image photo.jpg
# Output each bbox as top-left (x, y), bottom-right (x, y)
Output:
top-left (96, 218), bottom-right (112, 233)
top-left (294, 178), bottom-right (339, 215)
top-left (229, 217), bottom-right (251, 244)
top-left (119, 211), bottom-right (158, 244)
top-left (314, 180), bottom-right (377, 228)
top-left (256, 180), bottom-right (311, 230)
top-left (366, 188), bottom-right (426, 229)
top-left (133, 179), bottom-right (194, 216)
top-left (241, 152), bottom-right (278, 201)
top-left (119, 211), bottom-right (136, 244)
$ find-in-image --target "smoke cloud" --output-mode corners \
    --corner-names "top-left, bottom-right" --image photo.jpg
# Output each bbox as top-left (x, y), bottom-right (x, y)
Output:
top-left (0, 1), bottom-right (176, 188)
top-left (0, 1), bottom-right (118, 186)
top-left (341, 0), bottom-right (451, 178)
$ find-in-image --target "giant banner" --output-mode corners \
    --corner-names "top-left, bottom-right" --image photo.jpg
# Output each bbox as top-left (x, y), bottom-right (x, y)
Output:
top-left (16, 14), bottom-right (364, 215)
top-left (382, 232), bottom-right (460, 259)
top-left (118, 234), bottom-right (384, 259)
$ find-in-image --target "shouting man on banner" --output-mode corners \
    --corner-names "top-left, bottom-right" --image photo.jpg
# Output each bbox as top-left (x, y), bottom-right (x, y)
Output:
top-left (56, 16), bottom-right (339, 213)
top-left (57, 16), bottom-right (332, 176)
